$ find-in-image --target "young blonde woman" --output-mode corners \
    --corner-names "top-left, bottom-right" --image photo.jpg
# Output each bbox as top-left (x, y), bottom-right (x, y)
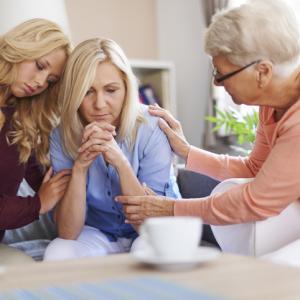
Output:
top-left (44, 38), bottom-right (180, 260)
top-left (0, 19), bottom-right (72, 244)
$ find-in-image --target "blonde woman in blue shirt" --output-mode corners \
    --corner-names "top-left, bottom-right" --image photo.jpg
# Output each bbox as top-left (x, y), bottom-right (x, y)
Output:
top-left (44, 38), bottom-right (180, 260)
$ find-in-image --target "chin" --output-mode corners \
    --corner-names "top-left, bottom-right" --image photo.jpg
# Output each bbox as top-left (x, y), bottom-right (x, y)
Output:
top-left (231, 97), bottom-right (244, 105)
top-left (12, 91), bottom-right (26, 98)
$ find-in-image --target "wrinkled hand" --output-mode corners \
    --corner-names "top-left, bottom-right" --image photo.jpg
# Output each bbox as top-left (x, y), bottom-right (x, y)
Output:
top-left (148, 104), bottom-right (191, 161)
top-left (116, 194), bottom-right (175, 225)
top-left (76, 121), bottom-right (116, 171)
top-left (38, 167), bottom-right (71, 214)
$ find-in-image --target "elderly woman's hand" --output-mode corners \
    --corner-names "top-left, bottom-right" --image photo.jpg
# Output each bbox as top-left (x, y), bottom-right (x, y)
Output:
top-left (148, 104), bottom-right (191, 161)
top-left (116, 195), bottom-right (175, 225)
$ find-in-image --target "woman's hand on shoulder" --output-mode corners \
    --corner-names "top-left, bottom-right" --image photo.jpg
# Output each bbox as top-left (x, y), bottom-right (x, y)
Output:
top-left (38, 167), bottom-right (71, 214)
top-left (148, 104), bottom-right (191, 161)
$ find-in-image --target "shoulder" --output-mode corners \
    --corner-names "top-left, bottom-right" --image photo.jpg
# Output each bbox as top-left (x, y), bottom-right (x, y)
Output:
top-left (277, 100), bottom-right (300, 135)
top-left (138, 104), bottom-right (160, 132)
top-left (50, 126), bottom-right (61, 141)
top-left (49, 127), bottom-right (64, 150)
top-left (134, 105), bottom-right (170, 153)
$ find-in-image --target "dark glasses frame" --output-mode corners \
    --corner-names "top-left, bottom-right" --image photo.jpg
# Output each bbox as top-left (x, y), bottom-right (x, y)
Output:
top-left (213, 60), bottom-right (260, 83)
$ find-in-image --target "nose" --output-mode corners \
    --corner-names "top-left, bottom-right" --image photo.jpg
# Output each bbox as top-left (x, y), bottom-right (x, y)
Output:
top-left (95, 92), bottom-right (106, 109)
top-left (34, 71), bottom-right (48, 88)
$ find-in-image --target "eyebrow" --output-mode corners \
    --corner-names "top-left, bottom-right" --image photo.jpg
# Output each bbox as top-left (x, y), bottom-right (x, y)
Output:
top-left (105, 82), bottom-right (121, 86)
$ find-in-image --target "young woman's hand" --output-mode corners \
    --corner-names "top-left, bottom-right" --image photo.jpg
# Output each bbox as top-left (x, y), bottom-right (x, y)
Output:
top-left (148, 104), bottom-right (191, 161)
top-left (38, 167), bottom-right (71, 214)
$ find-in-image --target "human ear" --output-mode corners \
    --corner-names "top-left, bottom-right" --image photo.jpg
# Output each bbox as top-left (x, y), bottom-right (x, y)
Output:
top-left (256, 60), bottom-right (273, 88)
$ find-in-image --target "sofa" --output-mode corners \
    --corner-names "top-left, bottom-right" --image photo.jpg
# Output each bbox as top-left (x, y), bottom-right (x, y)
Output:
top-left (2, 169), bottom-right (220, 262)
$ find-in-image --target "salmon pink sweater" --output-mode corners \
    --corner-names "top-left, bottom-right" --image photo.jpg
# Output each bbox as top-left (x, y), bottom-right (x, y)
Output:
top-left (174, 100), bottom-right (300, 225)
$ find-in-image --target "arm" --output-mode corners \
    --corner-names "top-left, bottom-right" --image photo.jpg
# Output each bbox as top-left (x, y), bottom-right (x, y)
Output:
top-left (54, 122), bottom-right (116, 239)
top-left (49, 128), bottom-right (86, 239)
top-left (55, 163), bottom-right (88, 239)
top-left (186, 113), bottom-right (270, 181)
top-left (0, 136), bottom-right (68, 231)
top-left (117, 159), bottom-right (145, 196)
top-left (119, 116), bottom-right (179, 225)
top-left (24, 154), bottom-right (43, 192)
top-left (0, 194), bottom-right (40, 230)
top-left (175, 114), bottom-right (300, 224)
top-left (119, 109), bottom-right (300, 225)
top-left (136, 118), bottom-right (176, 196)
top-left (149, 105), bottom-right (270, 181)
top-left (97, 138), bottom-right (145, 197)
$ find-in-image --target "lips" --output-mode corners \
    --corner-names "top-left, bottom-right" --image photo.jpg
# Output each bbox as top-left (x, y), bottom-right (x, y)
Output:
top-left (92, 114), bottom-right (111, 122)
top-left (24, 84), bottom-right (36, 95)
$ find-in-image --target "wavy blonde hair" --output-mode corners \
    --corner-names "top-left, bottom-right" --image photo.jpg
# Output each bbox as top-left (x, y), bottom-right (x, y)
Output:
top-left (59, 38), bottom-right (144, 159)
top-left (0, 18), bottom-right (72, 166)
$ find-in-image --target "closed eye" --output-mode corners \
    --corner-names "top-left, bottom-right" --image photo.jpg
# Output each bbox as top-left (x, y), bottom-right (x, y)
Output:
top-left (106, 89), bottom-right (117, 93)
top-left (47, 76), bottom-right (58, 85)
top-left (35, 60), bottom-right (45, 71)
top-left (85, 88), bottom-right (95, 96)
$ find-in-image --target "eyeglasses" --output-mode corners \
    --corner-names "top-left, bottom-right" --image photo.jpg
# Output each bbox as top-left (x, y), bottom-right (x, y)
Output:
top-left (213, 60), bottom-right (260, 84)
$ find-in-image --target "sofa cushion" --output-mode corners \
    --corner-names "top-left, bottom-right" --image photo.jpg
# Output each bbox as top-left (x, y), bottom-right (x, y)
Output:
top-left (176, 169), bottom-right (220, 247)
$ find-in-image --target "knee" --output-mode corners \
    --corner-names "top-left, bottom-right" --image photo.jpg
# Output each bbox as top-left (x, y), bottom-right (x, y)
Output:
top-left (211, 178), bottom-right (254, 195)
top-left (43, 238), bottom-right (80, 261)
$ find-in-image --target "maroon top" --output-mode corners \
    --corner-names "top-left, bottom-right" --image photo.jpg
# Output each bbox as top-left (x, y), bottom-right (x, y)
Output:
top-left (0, 106), bottom-right (42, 241)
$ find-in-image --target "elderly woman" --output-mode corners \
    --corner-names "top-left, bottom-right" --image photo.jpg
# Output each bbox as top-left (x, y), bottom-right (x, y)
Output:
top-left (43, 38), bottom-right (180, 261)
top-left (118, 0), bottom-right (300, 232)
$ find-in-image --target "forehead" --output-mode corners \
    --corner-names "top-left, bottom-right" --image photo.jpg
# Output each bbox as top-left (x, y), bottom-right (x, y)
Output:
top-left (40, 48), bottom-right (67, 76)
top-left (94, 61), bottom-right (122, 83)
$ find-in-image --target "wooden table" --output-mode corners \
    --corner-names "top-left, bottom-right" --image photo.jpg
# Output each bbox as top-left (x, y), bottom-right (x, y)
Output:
top-left (0, 253), bottom-right (300, 300)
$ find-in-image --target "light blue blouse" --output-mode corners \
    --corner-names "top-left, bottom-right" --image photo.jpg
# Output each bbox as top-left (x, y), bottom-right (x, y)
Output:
top-left (50, 106), bottom-right (181, 241)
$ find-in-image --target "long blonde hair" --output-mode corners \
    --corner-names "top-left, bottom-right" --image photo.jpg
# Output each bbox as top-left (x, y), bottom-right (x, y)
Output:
top-left (59, 38), bottom-right (144, 159)
top-left (0, 18), bottom-right (72, 166)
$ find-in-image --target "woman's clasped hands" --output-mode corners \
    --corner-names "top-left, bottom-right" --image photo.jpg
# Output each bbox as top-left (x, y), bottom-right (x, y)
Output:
top-left (77, 121), bottom-right (126, 170)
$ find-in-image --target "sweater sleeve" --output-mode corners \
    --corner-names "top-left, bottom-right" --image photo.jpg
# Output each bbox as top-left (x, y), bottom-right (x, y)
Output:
top-left (185, 114), bottom-right (270, 181)
top-left (24, 154), bottom-right (44, 192)
top-left (176, 110), bottom-right (300, 225)
top-left (0, 194), bottom-right (41, 230)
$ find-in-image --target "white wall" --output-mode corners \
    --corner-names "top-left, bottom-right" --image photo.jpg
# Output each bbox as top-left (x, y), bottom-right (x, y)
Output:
top-left (156, 0), bottom-right (211, 147)
top-left (65, 0), bottom-right (158, 58)
top-left (0, 0), bottom-right (70, 35)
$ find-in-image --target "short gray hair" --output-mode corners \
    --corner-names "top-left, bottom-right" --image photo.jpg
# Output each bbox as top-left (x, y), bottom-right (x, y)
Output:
top-left (204, 0), bottom-right (300, 77)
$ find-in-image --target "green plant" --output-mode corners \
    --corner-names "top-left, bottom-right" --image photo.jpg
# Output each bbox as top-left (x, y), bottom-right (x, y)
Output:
top-left (206, 107), bottom-right (259, 145)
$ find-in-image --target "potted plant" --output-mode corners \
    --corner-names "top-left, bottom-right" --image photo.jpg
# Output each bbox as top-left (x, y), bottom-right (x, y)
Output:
top-left (206, 107), bottom-right (259, 155)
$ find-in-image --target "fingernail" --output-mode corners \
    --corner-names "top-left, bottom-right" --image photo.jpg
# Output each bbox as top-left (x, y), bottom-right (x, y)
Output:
top-left (115, 197), bottom-right (119, 202)
top-left (125, 219), bottom-right (129, 223)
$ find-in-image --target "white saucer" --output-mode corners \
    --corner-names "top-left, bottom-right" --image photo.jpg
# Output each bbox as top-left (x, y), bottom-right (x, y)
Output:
top-left (132, 246), bottom-right (220, 271)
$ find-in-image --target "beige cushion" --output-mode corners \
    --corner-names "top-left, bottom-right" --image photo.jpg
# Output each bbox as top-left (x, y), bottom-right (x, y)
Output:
top-left (0, 244), bottom-right (34, 266)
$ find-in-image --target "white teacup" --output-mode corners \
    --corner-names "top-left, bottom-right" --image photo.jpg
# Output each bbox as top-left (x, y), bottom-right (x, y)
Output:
top-left (139, 216), bottom-right (203, 261)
